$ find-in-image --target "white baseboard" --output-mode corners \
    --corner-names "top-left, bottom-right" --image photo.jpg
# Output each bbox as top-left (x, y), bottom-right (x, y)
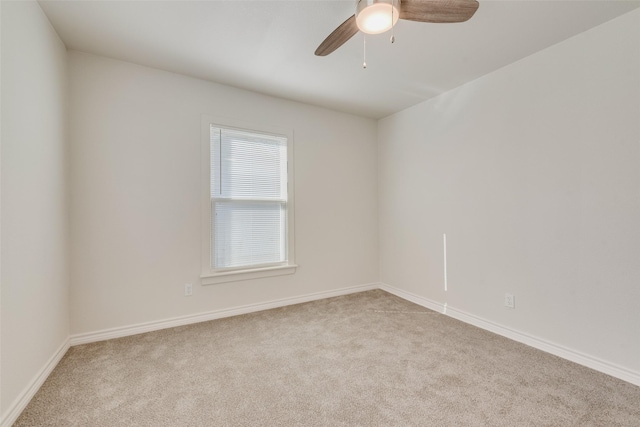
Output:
top-left (1, 338), bottom-right (70, 427)
top-left (70, 283), bottom-right (378, 346)
top-left (7, 281), bottom-right (638, 427)
top-left (2, 283), bottom-right (377, 425)
top-left (378, 282), bottom-right (640, 387)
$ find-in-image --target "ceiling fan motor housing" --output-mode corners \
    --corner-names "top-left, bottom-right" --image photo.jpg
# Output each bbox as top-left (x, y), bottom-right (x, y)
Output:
top-left (356, 0), bottom-right (401, 34)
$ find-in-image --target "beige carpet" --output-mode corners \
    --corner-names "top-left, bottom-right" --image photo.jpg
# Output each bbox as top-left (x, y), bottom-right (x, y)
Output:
top-left (15, 290), bottom-right (640, 426)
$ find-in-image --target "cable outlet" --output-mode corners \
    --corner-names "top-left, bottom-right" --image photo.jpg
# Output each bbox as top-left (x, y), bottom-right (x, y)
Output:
top-left (504, 293), bottom-right (515, 308)
top-left (184, 283), bottom-right (193, 296)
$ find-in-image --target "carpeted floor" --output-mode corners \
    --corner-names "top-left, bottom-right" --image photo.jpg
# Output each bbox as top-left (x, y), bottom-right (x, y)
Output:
top-left (15, 290), bottom-right (640, 426)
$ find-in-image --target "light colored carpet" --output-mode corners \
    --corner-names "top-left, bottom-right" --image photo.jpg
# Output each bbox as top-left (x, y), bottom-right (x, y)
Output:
top-left (15, 290), bottom-right (640, 426)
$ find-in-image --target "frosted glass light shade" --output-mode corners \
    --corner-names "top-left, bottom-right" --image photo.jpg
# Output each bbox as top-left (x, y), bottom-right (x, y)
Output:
top-left (356, 0), bottom-right (400, 35)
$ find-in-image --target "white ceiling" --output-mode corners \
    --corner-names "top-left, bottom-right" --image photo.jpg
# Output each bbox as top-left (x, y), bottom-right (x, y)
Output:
top-left (39, 0), bottom-right (640, 119)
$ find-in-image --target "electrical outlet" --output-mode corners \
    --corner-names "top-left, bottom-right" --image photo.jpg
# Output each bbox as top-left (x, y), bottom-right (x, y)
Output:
top-left (504, 293), bottom-right (515, 308)
top-left (184, 283), bottom-right (193, 296)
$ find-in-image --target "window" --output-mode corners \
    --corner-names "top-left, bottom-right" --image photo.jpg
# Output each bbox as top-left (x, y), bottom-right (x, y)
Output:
top-left (201, 117), bottom-right (296, 284)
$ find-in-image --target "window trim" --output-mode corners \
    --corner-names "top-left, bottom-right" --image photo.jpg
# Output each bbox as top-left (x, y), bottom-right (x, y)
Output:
top-left (200, 115), bottom-right (296, 285)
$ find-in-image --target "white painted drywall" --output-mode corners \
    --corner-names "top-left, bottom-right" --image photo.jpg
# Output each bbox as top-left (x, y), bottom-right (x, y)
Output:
top-left (378, 9), bottom-right (640, 373)
top-left (68, 52), bottom-right (378, 335)
top-left (1, 0), bottom-right (69, 417)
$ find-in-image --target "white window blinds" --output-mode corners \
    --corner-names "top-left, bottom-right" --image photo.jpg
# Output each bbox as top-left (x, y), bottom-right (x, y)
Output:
top-left (210, 126), bottom-right (288, 270)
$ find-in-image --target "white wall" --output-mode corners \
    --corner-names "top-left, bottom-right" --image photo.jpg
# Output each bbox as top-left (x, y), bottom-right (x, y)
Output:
top-left (1, 0), bottom-right (69, 419)
top-left (68, 52), bottom-right (378, 335)
top-left (378, 9), bottom-right (640, 375)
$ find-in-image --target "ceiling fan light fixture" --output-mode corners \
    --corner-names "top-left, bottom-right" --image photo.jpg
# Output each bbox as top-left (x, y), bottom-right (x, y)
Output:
top-left (355, 0), bottom-right (400, 35)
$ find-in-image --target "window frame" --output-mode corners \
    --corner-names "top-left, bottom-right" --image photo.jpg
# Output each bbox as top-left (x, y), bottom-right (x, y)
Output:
top-left (200, 115), bottom-right (296, 285)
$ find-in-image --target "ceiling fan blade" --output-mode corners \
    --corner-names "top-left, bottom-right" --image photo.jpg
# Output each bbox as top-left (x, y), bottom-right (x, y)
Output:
top-left (315, 15), bottom-right (359, 56)
top-left (400, 0), bottom-right (479, 23)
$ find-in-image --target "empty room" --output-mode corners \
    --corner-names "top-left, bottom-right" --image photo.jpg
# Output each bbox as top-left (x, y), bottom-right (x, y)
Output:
top-left (2, 0), bottom-right (639, 425)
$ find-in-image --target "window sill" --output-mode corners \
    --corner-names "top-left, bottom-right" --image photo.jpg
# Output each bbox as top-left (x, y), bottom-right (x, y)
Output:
top-left (200, 264), bottom-right (297, 285)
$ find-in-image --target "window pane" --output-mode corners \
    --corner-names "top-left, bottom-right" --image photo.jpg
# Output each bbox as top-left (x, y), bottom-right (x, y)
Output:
top-left (211, 126), bottom-right (287, 200)
top-left (213, 201), bottom-right (286, 269)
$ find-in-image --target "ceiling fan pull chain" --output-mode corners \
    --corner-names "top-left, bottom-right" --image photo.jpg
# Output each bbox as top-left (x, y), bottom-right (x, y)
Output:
top-left (363, 34), bottom-right (367, 69)
top-left (391, 0), bottom-right (395, 43)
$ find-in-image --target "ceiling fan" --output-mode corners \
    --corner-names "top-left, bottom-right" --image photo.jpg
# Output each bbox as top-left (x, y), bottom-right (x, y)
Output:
top-left (315, 0), bottom-right (480, 56)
